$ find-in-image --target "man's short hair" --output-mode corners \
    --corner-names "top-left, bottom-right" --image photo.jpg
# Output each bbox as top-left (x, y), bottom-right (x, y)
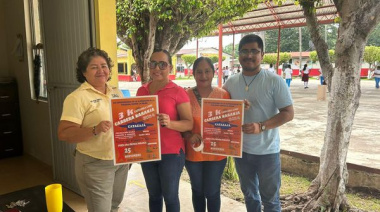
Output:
top-left (239, 34), bottom-right (264, 52)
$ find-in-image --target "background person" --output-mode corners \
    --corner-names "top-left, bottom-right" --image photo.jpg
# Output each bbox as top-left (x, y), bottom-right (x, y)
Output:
top-left (183, 57), bottom-right (229, 212)
top-left (58, 47), bottom-right (129, 212)
top-left (367, 67), bottom-right (374, 80)
top-left (223, 66), bottom-right (230, 83)
top-left (284, 64), bottom-right (293, 87)
top-left (223, 34), bottom-right (294, 212)
top-left (268, 63), bottom-right (275, 74)
top-left (302, 64), bottom-right (310, 88)
top-left (374, 65), bottom-right (380, 88)
top-left (318, 68), bottom-right (325, 85)
top-left (136, 49), bottom-right (193, 212)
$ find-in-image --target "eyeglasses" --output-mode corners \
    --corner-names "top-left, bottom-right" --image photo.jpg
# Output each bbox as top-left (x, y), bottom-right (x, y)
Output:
top-left (239, 49), bottom-right (261, 56)
top-left (149, 61), bottom-right (169, 70)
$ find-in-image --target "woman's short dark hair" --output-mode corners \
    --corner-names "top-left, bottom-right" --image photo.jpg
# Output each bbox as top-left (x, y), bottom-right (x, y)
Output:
top-left (239, 34), bottom-right (264, 52)
top-left (152, 49), bottom-right (172, 65)
top-left (193, 57), bottom-right (214, 76)
top-left (76, 47), bottom-right (113, 83)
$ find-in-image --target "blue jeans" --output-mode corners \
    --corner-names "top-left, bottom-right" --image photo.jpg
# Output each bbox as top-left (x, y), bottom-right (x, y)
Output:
top-left (375, 77), bottom-right (380, 88)
top-left (285, 79), bottom-right (291, 87)
top-left (234, 152), bottom-right (281, 212)
top-left (185, 159), bottom-right (227, 212)
top-left (141, 149), bottom-right (185, 212)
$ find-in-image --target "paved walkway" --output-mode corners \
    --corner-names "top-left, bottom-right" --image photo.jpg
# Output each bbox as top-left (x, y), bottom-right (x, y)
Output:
top-left (119, 163), bottom-right (246, 211)
top-left (280, 78), bottom-right (380, 169)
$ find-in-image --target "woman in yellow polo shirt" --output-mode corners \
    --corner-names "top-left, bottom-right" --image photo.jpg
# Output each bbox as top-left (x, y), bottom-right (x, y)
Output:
top-left (183, 57), bottom-right (230, 212)
top-left (58, 47), bottom-right (129, 212)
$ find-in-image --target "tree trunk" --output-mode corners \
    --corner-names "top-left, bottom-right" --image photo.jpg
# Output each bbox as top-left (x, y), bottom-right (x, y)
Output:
top-left (118, 11), bottom-right (157, 84)
top-left (300, 0), bottom-right (380, 210)
top-left (301, 3), bottom-right (334, 91)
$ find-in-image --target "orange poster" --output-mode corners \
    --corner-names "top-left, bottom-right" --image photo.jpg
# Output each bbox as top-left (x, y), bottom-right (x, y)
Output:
top-left (110, 96), bottom-right (161, 165)
top-left (201, 98), bottom-right (244, 158)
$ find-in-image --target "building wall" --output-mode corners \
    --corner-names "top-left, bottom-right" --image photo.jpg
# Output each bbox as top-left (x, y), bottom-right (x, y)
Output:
top-left (2, 0), bottom-right (52, 165)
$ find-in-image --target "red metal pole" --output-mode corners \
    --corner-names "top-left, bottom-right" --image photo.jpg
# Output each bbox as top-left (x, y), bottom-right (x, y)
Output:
top-left (232, 33), bottom-right (235, 73)
top-left (218, 24), bottom-right (223, 87)
top-left (276, 27), bottom-right (281, 75)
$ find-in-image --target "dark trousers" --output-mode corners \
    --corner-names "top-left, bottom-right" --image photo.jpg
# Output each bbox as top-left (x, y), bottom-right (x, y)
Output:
top-left (223, 76), bottom-right (228, 83)
top-left (141, 149), bottom-right (185, 212)
top-left (185, 159), bottom-right (227, 212)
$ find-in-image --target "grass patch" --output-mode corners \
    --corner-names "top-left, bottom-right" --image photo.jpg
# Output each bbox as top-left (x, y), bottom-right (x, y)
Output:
top-left (346, 190), bottom-right (380, 212)
top-left (181, 169), bottom-right (380, 211)
top-left (280, 172), bottom-right (311, 195)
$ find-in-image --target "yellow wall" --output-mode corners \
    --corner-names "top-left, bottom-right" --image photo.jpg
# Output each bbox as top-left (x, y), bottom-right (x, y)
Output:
top-left (127, 49), bottom-right (134, 75)
top-left (172, 56), bottom-right (177, 75)
top-left (94, 0), bottom-right (118, 86)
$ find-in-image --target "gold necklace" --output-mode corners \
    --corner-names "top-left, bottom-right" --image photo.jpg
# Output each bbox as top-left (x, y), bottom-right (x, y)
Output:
top-left (242, 74), bottom-right (259, 91)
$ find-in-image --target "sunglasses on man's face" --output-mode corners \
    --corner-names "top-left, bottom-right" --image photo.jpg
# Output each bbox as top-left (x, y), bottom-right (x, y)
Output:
top-left (149, 61), bottom-right (169, 70)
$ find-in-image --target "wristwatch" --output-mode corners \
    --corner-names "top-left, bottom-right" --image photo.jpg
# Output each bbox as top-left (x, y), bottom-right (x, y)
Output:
top-left (260, 122), bottom-right (266, 132)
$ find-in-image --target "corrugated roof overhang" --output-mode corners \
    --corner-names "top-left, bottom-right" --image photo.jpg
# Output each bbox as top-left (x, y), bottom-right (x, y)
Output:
top-left (214, 0), bottom-right (338, 35)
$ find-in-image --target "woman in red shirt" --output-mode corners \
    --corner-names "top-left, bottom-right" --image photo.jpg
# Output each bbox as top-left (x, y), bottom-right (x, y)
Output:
top-left (136, 49), bottom-right (193, 212)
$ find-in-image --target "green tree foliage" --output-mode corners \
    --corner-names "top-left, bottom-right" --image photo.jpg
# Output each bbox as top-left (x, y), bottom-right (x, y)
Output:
top-left (223, 43), bottom-right (239, 57)
top-left (265, 24), bottom-right (338, 53)
top-left (204, 54), bottom-right (226, 64)
top-left (209, 55), bottom-right (219, 64)
top-left (328, 49), bottom-right (335, 63)
top-left (310, 50), bottom-right (335, 63)
top-left (181, 55), bottom-right (197, 68)
top-left (263, 53), bottom-right (277, 65)
top-left (181, 55), bottom-right (197, 77)
top-left (262, 53), bottom-right (290, 68)
top-left (324, 24), bottom-right (338, 49)
top-left (265, 27), bottom-right (311, 53)
top-left (310, 51), bottom-right (318, 63)
top-left (364, 46), bottom-right (380, 68)
top-left (279, 52), bottom-right (292, 64)
top-left (367, 23), bottom-right (380, 46)
top-left (267, 23), bottom-right (380, 54)
top-left (116, 0), bottom-right (260, 83)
